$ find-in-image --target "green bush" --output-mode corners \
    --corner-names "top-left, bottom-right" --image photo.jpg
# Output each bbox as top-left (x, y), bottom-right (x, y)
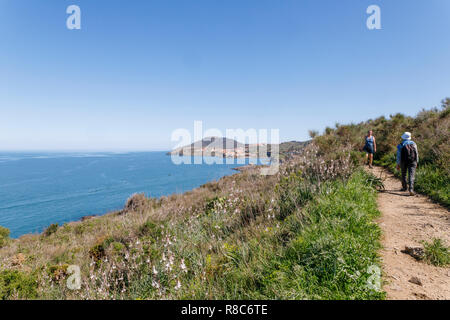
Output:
top-left (0, 270), bottom-right (38, 300)
top-left (0, 226), bottom-right (10, 248)
top-left (423, 238), bottom-right (449, 267)
top-left (139, 220), bottom-right (163, 240)
top-left (414, 165), bottom-right (450, 207)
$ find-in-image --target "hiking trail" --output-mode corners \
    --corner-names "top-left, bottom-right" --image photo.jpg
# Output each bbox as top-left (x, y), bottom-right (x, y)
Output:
top-left (368, 166), bottom-right (450, 300)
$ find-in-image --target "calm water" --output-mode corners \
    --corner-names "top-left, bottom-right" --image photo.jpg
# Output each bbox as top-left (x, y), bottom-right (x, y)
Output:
top-left (0, 152), bottom-right (251, 238)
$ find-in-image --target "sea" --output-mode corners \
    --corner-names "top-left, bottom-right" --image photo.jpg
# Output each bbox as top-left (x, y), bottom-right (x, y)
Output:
top-left (0, 152), bottom-right (257, 238)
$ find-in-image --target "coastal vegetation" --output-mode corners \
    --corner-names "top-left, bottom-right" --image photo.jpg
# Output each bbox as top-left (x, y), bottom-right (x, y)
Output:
top-left (0, 226), bottom-right (9, 248)
top-left (0, 140), bottom-right (383, 299)
top-left (0, 100), bottom-right (448, 300)
top-left (422, 239), bottom-right (449, 267)
top-left (314, 98), bottom-right (449, 207)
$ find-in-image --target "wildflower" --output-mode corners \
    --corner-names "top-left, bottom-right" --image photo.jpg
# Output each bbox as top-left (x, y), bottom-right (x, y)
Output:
top-left (174, 280), bottom-right (181, 290)
top-left (180, 259), bottom-right (187, 273)
top-left (153, 266), bottom-right (158, 275)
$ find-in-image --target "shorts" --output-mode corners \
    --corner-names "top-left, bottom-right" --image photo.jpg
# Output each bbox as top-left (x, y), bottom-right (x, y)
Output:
top-left (364, 145), bottom-right (374, 154)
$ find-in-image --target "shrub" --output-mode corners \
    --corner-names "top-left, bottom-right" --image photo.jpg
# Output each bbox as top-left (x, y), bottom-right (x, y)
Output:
top-left (48, 264), bottom-right (69, 281)
top-left (89, 243), bottom-right (106, 262)
top-left (0, 270), bottom-right (38, 300)
top-left (205, 197), bottom-right (226, 215)
top-left (124, 193), bottom-right (148, 213)
top-left (0, 226), bottom-right (10, 248)
top-left (423, 238), bottom-right (449, 267)
top-left (43, 223), bottom-right (59, 237)
top-left (139, 220), bottom-right (163, 240)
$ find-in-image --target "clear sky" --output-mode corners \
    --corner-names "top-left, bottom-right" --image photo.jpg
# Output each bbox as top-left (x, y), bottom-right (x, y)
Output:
top-left (1, 0), bottom-right (449, 151)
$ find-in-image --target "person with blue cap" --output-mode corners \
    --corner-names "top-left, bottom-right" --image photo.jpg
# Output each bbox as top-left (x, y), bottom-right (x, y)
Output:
top-left (396, 132), bottom-right (419, 196)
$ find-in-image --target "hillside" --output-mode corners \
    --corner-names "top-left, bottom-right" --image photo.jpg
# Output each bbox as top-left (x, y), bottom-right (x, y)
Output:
top-left (167, 137), bottom-right (308, 159)
top-left (168, 137), bottom-right (254, 158)
top-left (0, 101), bottom-right (448, 300)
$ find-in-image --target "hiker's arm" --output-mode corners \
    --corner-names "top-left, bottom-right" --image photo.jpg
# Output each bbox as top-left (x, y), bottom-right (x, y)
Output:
top-left (414, 143), bottom-right (419, 164)
top-left (373, 137), bottom-right (377, 152)
top-left (396, 145), bottom-right (401, 169)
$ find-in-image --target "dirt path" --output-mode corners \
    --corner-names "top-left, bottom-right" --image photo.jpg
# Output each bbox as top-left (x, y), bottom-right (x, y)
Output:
top-left (367, 166), bottom-right (449, 300)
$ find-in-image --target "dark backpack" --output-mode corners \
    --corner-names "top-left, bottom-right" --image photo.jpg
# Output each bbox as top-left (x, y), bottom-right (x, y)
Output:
top-left (401, 143), bottom-right (417, 165)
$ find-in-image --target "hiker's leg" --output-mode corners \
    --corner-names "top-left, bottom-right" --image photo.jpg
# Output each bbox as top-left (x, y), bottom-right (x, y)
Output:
top-left (409, 163), bottom-right (417, 192)
top-left (365, 153), bottom-right (369, 164)
top-left (369, 154), bottom-right (373, 166)
top-left (401, 163), bottom-right (408, 190)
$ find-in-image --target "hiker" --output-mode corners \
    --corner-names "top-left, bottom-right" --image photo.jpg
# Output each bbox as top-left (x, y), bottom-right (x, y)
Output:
top-left (396, 132), bottom-right (419, 196)
top-left (362, 130), bottom-right (376, 168)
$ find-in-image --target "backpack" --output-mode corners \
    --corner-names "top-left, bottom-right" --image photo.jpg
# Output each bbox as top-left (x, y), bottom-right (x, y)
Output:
top-left (401, 143), bottom-right (417, 165)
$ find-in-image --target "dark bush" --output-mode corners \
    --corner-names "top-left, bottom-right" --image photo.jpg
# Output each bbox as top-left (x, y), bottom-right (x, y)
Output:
top-left (43, 223), bottom-right (59, 237)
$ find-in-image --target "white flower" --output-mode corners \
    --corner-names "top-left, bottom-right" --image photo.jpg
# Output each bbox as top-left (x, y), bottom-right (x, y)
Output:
top-left (174, 280), bottom-right (181, 290)
top-left (180, 259), bottom-right (187, 273)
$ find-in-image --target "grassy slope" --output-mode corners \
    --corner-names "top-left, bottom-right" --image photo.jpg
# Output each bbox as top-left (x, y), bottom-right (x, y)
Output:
top-left (206, 170), bottom-right (384, 300)
top-left (0, 139), bottom-right (385, 299)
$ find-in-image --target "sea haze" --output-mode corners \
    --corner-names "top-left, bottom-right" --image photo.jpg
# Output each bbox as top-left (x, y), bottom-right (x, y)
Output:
top-left (0, 152), bottom-right (252, 238)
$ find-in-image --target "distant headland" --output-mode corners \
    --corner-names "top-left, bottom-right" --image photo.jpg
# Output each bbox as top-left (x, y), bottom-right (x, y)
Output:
top-left (167, 137), bottom-right (309, 159)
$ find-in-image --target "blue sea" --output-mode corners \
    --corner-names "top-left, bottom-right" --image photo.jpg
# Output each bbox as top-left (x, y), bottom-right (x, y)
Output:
top-left (0, 152), bottom-right (253, 238)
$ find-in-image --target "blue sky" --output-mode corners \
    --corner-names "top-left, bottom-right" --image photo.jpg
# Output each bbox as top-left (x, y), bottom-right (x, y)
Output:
top-left (1, 0), bottom-right (449, 151)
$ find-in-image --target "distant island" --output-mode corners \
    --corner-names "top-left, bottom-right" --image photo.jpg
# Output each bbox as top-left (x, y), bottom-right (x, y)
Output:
top-left (167, 137), bottom-right (309, 159)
